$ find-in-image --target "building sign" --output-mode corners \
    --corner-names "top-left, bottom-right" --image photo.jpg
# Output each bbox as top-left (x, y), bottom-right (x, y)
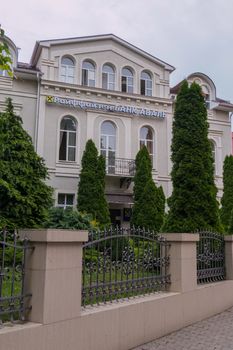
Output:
top-left (46, 96), bottom-right (165, 119)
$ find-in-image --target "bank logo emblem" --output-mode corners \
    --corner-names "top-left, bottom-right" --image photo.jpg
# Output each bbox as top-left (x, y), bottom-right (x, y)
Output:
top-left (46, 96), bottom-right (54, 103)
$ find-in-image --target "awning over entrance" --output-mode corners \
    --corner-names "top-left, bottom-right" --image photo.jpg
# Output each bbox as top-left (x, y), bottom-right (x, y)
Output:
top-left (106, 194), bottom-right (134, 205)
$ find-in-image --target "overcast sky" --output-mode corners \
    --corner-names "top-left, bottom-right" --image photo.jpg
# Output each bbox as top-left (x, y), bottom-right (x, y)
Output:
top-left (2, 0), bottom-right (233, 102)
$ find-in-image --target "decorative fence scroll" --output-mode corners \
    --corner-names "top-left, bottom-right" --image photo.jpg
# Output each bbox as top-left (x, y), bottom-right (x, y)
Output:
top-left (82, 227), bottom-right (170, 307)
top-left (0, 230), bottom-right (32, 326)
top-left (197, 230), bottom-right (225, 284)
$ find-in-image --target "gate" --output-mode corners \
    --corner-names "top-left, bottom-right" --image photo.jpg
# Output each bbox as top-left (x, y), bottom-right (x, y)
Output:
top-left (197, 230), bottom-right (225, 284)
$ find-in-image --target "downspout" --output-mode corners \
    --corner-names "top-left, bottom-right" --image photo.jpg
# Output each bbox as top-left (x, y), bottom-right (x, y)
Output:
top-left (35, 71), bottom-right (42, 152)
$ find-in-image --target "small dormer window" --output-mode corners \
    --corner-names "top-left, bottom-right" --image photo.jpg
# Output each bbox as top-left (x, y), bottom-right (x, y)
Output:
top-left (60, 57), bottom-right (75, 84)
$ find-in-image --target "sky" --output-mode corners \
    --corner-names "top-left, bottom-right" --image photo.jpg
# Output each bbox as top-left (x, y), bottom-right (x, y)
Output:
top-left (1, 0), bottom-right (233, 102)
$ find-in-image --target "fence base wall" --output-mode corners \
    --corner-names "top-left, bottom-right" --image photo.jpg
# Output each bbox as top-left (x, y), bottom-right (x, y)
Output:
top-left (1, 280), bottom-right (233, 350)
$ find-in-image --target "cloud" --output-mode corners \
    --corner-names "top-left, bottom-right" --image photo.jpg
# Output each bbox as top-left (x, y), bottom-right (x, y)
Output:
top-left (1, 0), bottom-right (233, 101)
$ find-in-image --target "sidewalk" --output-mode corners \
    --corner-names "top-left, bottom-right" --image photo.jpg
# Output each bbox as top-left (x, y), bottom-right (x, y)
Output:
top-left (133, 307), bottom-right (233, 350)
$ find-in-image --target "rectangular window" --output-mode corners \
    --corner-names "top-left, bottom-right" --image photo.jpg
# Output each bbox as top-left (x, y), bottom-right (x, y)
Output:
top-left (57, 193), bottom-right (75, 209)
top-left (141, 80), bottom-right (145, 95)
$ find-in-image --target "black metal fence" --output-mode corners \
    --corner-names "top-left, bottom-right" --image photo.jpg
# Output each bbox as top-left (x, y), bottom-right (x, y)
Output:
top-left (0, 230), bottom-right (31, 326)
top-left (82, 227), bottom-right (170, 307)
top-left (105, 157), bottom-right (136, 176)
top-left (197, 230), bottom-right (225, 284)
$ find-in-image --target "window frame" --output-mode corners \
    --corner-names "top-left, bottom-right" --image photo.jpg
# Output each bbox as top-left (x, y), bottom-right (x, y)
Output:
top-left (57, 192), bottom-right (75, 209)
top-left (60, 56), bottom-right (75, 84)
top-left (100, 120), bottom-right (117, 174)
top-left (140, 71), bottom-right (152, 96)
top-left (82, 60), bottom-right (96, 87)
top-left (121, 67), bottom-right (134, 93)
top-left (102, 63), bottom-right (115, 90)
top-left (139, 126), bottom-right (154, 166)
top-left (59, 116), bottom-right (77, 162)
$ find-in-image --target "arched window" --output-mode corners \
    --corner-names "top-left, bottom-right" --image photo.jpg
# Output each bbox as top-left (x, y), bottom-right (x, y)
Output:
top-left (102, 64), bottom-right (115, 90)
top-left (140, 71), bottom-right (152, 96)
top-left (60, 57), bottom-right (75, 83)
top-left (202, 85), bottom-right (211, 109)
top-left (82, 60), bottom-right (95, 87)
top-left (140, 126), bottom-right (154, 163)
top-left (100, 121), bottom-right (116, 174)
top-left (59, 116), bottom-right (77, 161)
top-left (121, 67), bottom-right (133, 93)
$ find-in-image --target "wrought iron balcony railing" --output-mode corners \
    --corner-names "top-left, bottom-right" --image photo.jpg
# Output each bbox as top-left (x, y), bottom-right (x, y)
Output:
top-left (104, 157), bottom-right (136, 176)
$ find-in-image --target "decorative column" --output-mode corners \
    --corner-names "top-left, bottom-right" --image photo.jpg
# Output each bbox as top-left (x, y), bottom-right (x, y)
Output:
top-left (162, 233), bottom-right (199, 293)
top-left (19, 229), bottom-right (88, 324)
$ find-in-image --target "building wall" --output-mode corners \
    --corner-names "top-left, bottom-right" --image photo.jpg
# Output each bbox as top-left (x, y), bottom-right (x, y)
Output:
top-left (0, 35), bottom-right (232, 217)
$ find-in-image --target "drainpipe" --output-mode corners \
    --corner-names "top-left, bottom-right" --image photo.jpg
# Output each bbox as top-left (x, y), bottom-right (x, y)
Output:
top-left (35, 71), bottom-right (42, 152)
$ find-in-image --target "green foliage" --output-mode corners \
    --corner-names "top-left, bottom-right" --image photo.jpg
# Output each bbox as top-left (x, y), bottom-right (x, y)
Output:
top-left (0, 27), bottom-right (13, 77)
top-left (131, 146), bottom-right (165, 231)
top-left (77, 139), bottom-right (110, 227)
top-left (43, 207), bottom-right (94, 230)
top-left (221, 155), bottom-right (233, 232)
top-left (164, 81), bottom-right (220, 233)
top-left (133, 146), bottom-right (152, 202)
top-left (131, 178), bottom-right (165, 231)
top-left (0, 98), bottom-right (53, 229)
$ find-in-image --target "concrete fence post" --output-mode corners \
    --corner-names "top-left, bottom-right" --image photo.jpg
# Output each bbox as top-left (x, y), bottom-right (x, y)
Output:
top-left (162, 233), bottom-right (199, 293)
top-left (19, 229), bottom-right (88, 325)
top-left (224, 235), bottom-right (233, 280)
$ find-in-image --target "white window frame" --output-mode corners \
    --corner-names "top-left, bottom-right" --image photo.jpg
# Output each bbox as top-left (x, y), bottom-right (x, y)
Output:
top-left (100, 121), bottom-right (117, 174)
top-left (102, 64), bottom-right (115, 90)
top-left (140, 71), bottom-right (152, 96)
top-left (59, 116), bottom-right (77, 162)
top-left (57, 192), bottom-right (75, 209)
top-left (140, 126), bottom-right (154, 165)
top-left (60, 57), bottom-right (75, 84)
top-left (121, 67), bottom-right (134, 93)
top-left (82, 61), bottom-right (96, 87)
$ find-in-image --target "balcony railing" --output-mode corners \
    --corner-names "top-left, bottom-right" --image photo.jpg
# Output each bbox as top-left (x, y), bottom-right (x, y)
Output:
top-left (105, 157), bottom-right (136, 176)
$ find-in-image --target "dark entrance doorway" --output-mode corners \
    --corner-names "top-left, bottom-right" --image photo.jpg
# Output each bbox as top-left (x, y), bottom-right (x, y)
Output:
top-left (109, 209), bottom-right (121, 227)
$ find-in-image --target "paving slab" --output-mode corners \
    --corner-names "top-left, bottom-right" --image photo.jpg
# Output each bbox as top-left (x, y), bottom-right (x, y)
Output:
top-left (132, 307), bottom-right (233, 350)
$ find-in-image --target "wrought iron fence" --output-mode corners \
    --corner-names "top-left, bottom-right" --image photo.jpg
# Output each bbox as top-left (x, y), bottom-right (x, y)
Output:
top-left (197, 230), bottom-right (225, 284)
top-left (0, 229), bottom-right (32, 326)
top-left (105, 157), bottom-right (136, 176)
top-left (82, 227), bottom-right (170, 307)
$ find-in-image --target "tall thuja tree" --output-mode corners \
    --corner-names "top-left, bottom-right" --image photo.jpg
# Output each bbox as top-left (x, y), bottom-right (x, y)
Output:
top-left (131, 146), bottom-right (165, 231)
top-left (220, 155), bottom-right (233, 231)
top-left (95, 154), bottom-right (110, 226)
top-left (164, 81), bottom-right (220, 232)
top-left (0, 98), bottom-right (53, 228)
top-left (77, 139), bottom-right (110, 226)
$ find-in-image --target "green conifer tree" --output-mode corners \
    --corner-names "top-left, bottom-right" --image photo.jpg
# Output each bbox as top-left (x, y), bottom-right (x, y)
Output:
top-left (220, 155), bottom-right (233, 231)
top-left (133, 146), bottom-right (152, 202)
top-left (77, 139), bottom-right (110, 226)
top-left (0, 98), bottom-right (53, 228)
top-left (164, 81), bottom-right (220, 232)
top-left (131, 146), bottom-right (165, 231)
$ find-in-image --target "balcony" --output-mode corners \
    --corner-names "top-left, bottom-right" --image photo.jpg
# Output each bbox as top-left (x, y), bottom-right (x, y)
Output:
top-left (105, 157), bottom-right (136, 177)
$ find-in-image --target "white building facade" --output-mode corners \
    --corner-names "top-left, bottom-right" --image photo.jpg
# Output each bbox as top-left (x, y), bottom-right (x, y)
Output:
top-left (1, 34), bottom-right (232, 225)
